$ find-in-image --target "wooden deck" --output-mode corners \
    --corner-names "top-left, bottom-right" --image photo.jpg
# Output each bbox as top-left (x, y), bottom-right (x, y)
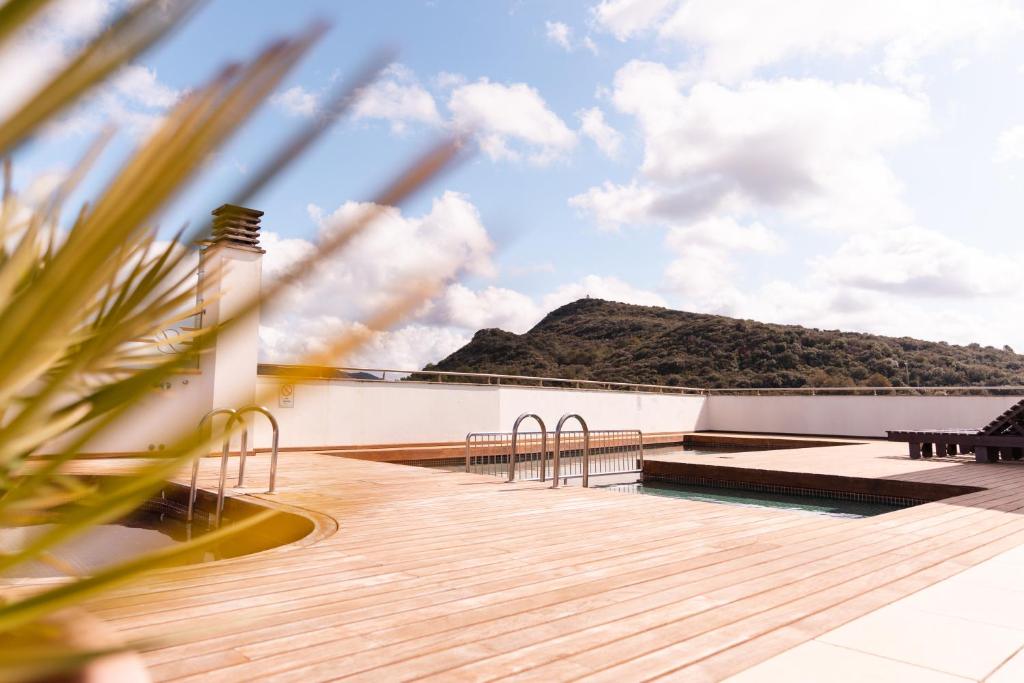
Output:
top-left (66, 437), bottom-right (1024, 681)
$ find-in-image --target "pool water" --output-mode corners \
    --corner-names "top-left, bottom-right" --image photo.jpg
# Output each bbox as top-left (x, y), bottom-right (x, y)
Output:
top-left (1, 478), bottom-right (314, 579)
top-left (417, 443), bottom-right (902, 519)
top-left (592, 477), bottom-right (900, 518)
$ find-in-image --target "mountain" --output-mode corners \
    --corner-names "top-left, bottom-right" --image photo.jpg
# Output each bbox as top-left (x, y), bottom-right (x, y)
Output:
top-left (424, 298), bottom-right (1024, 389)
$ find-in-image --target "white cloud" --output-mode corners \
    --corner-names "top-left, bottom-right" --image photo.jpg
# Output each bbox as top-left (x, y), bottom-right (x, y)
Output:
top-left (259, 191), bottom-right (497, 367)
top-left (353, 64), bottom-right (441, 133)
top-left (662, 217), bottom-right (783, 314)
top-left (447, 79), bottom-right (577, 164)
top-left (544, 20), bottom-right (599, 54)
top-left (113, 65), bottom-right (180, 108)
top-left (546, 21), bottom-right (573, 51)
top-left (506, 261), bottom-right (556, 277)
top-left (271, 86), bottom-right (319, 117)
top-left (591, 0), bottom-right (676, 41)
top-left (569, 181), bottom-right (661, 231)
top-left (591, 0), bottom-right (1024, 85)
top-left (0, 0), bottom-right (114, 121)
top-left (257, 190), bottom-right (670, 367)
top-left (577, 107), bottom-right (623, 159)
top-left (434, 71), bottom-right (467, 90)
top-left (702, 224), bottom-right (1024, 350)
top-left (574, 62), bottom-right (929, 233)
top-left (995, 124), bottom-right (1024, 163)
top-left (663, 244), bottom-right (745, 313)
top-left (813, 226), bottom-right (1016, 298)
top-left (429, 284), bottom-right (542, 334)
top-left (541, 275), bottom-right (666, 311)
top-left (0, 1), bottom-right (181, 140)
top-left (666, 216), bottom-right (783, 253)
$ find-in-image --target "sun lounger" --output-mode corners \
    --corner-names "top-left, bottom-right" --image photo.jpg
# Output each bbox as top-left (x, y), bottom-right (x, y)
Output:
top-left (887, 398), bottom-right (1024, 462)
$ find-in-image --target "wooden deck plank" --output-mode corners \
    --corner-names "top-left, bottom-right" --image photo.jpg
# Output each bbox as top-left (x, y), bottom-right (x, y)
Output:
top-left (36, 436), bottom-right (1024, 681)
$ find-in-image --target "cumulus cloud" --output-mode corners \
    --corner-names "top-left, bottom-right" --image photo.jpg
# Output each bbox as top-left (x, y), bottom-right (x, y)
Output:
top-left (447, 79), bottom-right (577, 164)
top-left (546, 21), bottom-right (573, 51)
top-left (113, 65), bottom-right (180, 108)
top-left (995, 124), bottom-right (1024, 163)
top-left (577, 107), bottom-right (623, 159)
top-left (569, 181), bottom-right (662, 231)
top-left (591, 0), bottom-right (1024, 84)
top-left (667, 216), bottom-right (783, 253)
top-left (0, 1), bottom-right (182, 140)
top-left (0, 0), bottom-right (114, 121)
top-left (427, 284), bottom-right (543, 334)
top-left (259, 191), bottom-right (498, 368)
top-left (591, 0), bottom-right (676, 41)
top-left (257, 190), bottom-right (670, 368)
top-left (352, 64), bottom-right (441, 132)
top-left (541, 275), bottom-right (666, 311)
top-left (271, 86), bottom-right (319, 117)
top-left (662, 217), bottom-right (783, 313)
top-left (545, 20), bottom-right (599, 54)
top-left (573, 62), bottom-right (929, 233)
top-left (812, 226), bottom-right (1016, 299)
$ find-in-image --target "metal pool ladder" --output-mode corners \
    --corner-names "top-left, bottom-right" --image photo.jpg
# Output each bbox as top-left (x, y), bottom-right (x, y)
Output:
top-left (552, 413), bottom-right (590, 488)
top-left (508, 413), bottom-right (548, 482)
top-left (465, 413), bottom-right (643, 487)
top-left (189, 405), bottom-right (281, 527)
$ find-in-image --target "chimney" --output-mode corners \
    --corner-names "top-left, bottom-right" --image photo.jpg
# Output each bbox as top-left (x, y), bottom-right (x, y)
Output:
top-left (209, 204), bottom-right (265, 253)
top-left (198, 204), bottom-right (265, 418)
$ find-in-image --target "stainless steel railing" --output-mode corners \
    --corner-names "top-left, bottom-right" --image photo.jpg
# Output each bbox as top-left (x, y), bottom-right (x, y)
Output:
top-left (234, 405), bottom-right (281, 493)
top-left (190, 405), bottom-right (280, 527)
top-left (258, 364), bottom-right (1024, 397)
top-left (191, 408), bottom-right (245, 527)
top-left (259, 363), bottom-right (707, 395)
top-left (552, 413), bottom-right (589, 488)
top-left (509, 413), bottom-right (547, 482)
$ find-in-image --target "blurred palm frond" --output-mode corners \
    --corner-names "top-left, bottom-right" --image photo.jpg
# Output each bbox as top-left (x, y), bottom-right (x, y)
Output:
top-left (0, 0), bottom-right (467, 678)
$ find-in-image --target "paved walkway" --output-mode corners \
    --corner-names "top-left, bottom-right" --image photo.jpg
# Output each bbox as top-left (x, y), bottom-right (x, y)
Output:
top-left (727, 545), bottom-right (1024, 682)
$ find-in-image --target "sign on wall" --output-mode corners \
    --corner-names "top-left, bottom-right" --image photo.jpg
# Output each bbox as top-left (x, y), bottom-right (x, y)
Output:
top-left (279, 383), bottom-right (294, 408)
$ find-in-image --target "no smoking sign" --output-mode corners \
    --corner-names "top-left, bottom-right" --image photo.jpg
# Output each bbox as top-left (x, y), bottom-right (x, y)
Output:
top-left (279, 383), bottom-right (295, 408)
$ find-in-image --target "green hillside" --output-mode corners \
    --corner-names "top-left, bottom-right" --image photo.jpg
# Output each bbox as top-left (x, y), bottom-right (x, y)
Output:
top-left (424, 298), bottom-right (1024, 389)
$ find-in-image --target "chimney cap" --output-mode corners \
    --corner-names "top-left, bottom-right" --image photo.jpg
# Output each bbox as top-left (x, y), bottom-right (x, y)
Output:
top-left (208, 203), bottom-right (265, 253)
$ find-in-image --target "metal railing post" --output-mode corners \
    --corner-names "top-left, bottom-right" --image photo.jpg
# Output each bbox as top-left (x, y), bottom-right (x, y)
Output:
top-left (193, 407), bottom-right (243, 527)
top-left (553, 413), bottom-right (590, 488)
top-left (233, 406), bottom-right (281, 493)
top-left (509, 413), bottom-right (547, 482)
top-left (638, 430), bottom-right (644, 472)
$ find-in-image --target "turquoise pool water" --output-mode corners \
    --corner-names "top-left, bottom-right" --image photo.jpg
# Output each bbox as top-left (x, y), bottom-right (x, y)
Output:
top-left (593, 478), bottom-right (900, 518)
top-left (415, 444), bottom-right (902, 519)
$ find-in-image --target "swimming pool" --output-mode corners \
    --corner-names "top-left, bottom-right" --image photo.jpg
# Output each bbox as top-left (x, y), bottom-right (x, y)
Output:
top-left (414, 444), bottom-right (905, 519)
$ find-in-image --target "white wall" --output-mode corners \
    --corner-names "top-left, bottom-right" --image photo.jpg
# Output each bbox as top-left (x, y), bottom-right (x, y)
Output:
top-left (496, 386), bottom-right (707, 436)
top-left (249, 378), bottom-right (710, 448)
top-left (706, 395), bottom-right (1021, 438)
top-left (252, 378), bottom-right (499, 447)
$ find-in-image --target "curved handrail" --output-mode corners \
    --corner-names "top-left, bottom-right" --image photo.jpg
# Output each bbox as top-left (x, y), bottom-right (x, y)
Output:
top-left (232, 405), bottom-right (281, 493)
top-left (552, 413), bottom-right (590, 488)
top-left (191, 408), bottom-right (246, 527)
top-left (509, 413), bottom-right (548, 482)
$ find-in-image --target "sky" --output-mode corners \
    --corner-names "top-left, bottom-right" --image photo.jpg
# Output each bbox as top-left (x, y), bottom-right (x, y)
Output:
top-left (6, 0), bottom-right (1024, 370)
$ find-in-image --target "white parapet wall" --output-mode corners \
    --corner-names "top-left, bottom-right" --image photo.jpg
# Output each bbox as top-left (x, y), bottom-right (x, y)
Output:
top-left (250, 376), bottom-right (710, 448)
top-left (705, 394), bottom-right (1023, 438)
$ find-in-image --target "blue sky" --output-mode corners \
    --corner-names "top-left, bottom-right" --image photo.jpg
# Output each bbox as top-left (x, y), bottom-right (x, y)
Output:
top-left (7, 0), bottom-right (1024, 369)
